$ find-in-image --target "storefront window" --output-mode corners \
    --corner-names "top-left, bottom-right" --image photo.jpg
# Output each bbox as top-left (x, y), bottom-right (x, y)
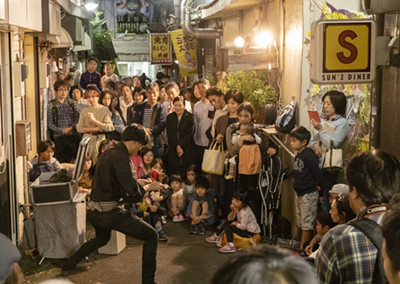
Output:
top-left (117, 61), bottom-right (157, 81)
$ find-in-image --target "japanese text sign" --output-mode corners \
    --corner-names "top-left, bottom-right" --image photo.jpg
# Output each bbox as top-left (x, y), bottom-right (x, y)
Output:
top-left (171, 30), bottom-right (198, 77)
top-left (310, 19), bottom-right (375, 84)
top-left (150, 34), bottom-right (173, 65)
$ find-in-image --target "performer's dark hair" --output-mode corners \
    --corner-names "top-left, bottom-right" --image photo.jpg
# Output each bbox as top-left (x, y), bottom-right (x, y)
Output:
top-left (122, 124), bottom-right (150, 145)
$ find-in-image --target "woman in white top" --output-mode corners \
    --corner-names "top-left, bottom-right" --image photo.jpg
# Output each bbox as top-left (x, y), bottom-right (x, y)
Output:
top-left (119, 84), bottom-right (134, 123)
top-left (309, 90), bottom-right (349, 212)
top-left (76, 86), bottom-right (114, 164)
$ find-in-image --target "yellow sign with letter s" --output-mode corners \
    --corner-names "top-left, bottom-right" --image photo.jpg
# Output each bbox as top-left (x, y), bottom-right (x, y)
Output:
top-left (324, 23), bottom-right (371, 72)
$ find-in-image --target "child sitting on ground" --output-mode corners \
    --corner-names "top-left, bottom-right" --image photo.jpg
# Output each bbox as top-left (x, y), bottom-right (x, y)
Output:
top-left (187, 176), bottom-right (216, 235)
top-left (206, 190), bottom-right (261, 253)
top-left (182, 164), bottom-right (198, 202)
top-left (78, 156), bottom-right (94, 193)
top-left (135, 192), bottom-right (169, 242)
top-left (140, 149), bottom-right (154, 178)
top-left (290, 126), bottom-right (326, 249)
top-left (149, 158), bottom-right (170, 224)
top-left (167, 175), bottom-right (188, 222)
top-left (304, 212), bottom-right (336, 257)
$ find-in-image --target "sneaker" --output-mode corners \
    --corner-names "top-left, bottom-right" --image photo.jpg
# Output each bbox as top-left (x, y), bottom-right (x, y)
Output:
top-left (178, 214), bottom-right (186, 222)
top-left (197, 223), bottom-right (205, 235)
top-left (158, 230), bottom-right (168, 242)
top-left (161, 215), bottom-right (167, 225)
top-left (219, 242), bottom-right (236, 253)
top-left (172, 215), bottom-right (179, 223)
top-left (188, 224), bottom-right (197, 234)
top-left (205, 233), bottom-right (220, 243)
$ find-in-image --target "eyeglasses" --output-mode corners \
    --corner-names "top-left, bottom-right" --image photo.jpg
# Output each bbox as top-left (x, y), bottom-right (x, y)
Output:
top-left (58, 88), bottom-right (68, 92)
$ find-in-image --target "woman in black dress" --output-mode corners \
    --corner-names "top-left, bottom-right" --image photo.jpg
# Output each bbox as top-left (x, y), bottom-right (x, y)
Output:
top-left (166, 96), bottom-right (195, 176)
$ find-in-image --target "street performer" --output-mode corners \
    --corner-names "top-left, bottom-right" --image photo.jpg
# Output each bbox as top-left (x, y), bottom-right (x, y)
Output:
top-left (62, 124), bottom-right (163, 284)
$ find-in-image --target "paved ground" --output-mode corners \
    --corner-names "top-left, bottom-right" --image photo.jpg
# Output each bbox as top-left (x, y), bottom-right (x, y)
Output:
top-left (22, 221), bottom-right (230, 284)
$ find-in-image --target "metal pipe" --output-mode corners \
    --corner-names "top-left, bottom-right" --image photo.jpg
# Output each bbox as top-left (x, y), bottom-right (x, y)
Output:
top-left (181, 0), bottom-right (222, 39)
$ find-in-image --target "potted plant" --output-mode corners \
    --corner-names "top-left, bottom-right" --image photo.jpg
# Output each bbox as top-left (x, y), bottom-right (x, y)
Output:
top-left (222, 69), bottom-right (279, 123)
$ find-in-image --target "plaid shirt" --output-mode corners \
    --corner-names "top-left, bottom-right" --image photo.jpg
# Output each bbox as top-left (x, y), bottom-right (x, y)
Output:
top-left (316, 210), bottom-right (385, 284)
top-left (47, 99), bottom-right (80, 137)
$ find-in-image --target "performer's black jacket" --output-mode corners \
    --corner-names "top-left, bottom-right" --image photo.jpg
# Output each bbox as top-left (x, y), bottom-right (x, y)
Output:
top-left (91, 142), bottom-right (145, 204)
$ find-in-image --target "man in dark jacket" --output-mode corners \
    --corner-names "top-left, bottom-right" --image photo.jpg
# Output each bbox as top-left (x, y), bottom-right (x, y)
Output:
top-left (133, 82), bottom-right (168, 160)
top-left (62, 124), bottom-right (163, 284)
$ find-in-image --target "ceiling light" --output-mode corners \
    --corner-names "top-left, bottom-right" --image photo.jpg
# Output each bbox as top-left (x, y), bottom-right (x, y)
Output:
top-left (235, 36), bottom-right (244, 48)
top-left (256, 32), bottom-right (273, 47)
top-left (84, 1), bottom-right (99, 11)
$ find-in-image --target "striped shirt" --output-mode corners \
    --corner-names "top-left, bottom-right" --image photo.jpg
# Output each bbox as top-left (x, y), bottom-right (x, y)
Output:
top-left (316, 209), bottom-right (385, 284)
top-left (143, 104), bottom-right (154, 146)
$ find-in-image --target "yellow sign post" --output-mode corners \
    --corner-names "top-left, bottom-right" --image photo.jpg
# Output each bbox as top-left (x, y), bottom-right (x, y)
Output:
top-left (150, 34), bottom-right (173, 65)
top-left (310, 20), bottom-right (375, 84)
top-left (171, 30), bottom-right (198, 77)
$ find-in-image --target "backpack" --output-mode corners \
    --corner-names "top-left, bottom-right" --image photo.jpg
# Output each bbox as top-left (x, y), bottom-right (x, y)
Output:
top-left (238, 144), bottom-right (261, 175)
top-left (29, 162), bottom-right (54, 182)
top-left (348, 218), bottom-right (388, 284)
top-left (275, 97), bottom-right (296, 133)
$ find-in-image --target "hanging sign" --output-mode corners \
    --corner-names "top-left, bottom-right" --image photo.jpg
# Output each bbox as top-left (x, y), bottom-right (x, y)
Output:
top-left (171, 30), bottom-right (198, 77)
top-left (150, 34), bottom-right (173, 65)
top-left (310, 19), bottom-right (376, 84)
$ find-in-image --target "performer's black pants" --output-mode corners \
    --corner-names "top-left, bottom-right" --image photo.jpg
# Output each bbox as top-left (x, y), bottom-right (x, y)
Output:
top-left (64, 207), bottom-right (158, 284)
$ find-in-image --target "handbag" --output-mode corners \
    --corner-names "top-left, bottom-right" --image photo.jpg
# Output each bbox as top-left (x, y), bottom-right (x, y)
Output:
top-left (323, 140), bottom-right (343, 174)
top-left (202, 141), bottom-right (225, 175)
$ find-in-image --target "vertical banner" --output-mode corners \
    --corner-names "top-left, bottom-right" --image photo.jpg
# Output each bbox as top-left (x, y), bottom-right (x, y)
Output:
top-left (171, 30), bottom-right (198, 77)
top-left (150, 34), bottom-right (173, 65)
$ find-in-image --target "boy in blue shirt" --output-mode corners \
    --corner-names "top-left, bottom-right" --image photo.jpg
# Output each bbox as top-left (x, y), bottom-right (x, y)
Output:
top-left (290, 126), bottom-right (326, 249)
top-left (187, 176), bottom-right (216, 235)
top-left (79, 57), bottom-right (102, 90)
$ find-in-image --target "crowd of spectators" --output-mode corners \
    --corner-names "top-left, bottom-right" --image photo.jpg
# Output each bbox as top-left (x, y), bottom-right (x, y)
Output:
top-left (17, 56), bottom-right (400, 284)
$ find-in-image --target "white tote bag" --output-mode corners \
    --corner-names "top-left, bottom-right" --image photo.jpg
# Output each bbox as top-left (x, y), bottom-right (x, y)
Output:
top-left (202, 141), bottom-right (225, 175)
top-left (323, 140), bottom-right (343, 173)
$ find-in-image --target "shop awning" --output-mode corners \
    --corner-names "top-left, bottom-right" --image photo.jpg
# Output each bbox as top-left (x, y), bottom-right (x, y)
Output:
top-left (53, 0), bottom-right (95, 20)
top-left (47, 28), bottom-right (74, 49)
top-left (73, 33), bottom-right (91, 51)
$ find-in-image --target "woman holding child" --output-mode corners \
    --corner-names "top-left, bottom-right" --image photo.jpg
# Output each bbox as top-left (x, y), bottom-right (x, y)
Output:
top-left (225, 102), bottom-right (277, 226)
top-left (309, 90), bottom-right (349, 212)
top-left (214, 90), bottom-right (244, 219)
top-left (166, 96), bottom-right (195, 176)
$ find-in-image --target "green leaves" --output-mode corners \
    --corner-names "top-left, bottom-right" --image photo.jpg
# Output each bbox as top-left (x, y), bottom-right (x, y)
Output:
top-left (223, 70), bottom-right (278, 121)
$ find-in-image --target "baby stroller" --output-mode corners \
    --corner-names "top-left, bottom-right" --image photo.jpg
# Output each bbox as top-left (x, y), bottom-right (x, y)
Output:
top-left (258, 152), bottom-right (291, 241)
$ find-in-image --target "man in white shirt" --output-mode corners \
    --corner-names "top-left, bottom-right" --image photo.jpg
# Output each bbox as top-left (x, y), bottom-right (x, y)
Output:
top-left (193, 78), bottom-right (213, 168)
top-left (165, 82), bottom-right (192, 113)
